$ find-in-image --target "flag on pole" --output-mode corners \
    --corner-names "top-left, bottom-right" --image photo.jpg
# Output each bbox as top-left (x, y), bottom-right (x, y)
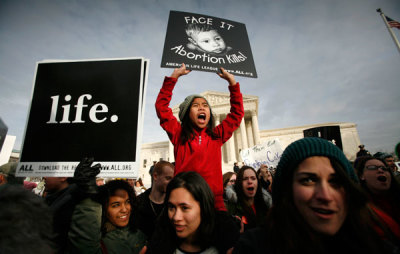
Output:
top-left (377, 8), bottom-right (400, 53)
top-left (386, 16), bottom-right (400, 29)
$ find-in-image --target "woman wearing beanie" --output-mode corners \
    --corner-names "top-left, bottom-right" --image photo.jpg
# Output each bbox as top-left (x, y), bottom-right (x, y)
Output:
top-left (231, 137), bottom-right (399, 254)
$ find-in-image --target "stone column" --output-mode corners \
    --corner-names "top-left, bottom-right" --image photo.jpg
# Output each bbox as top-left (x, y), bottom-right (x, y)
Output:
top-left (214, 114), bottom-right (224, 164)
top-left (246, 120), bottom-right (254, 147)
top-left (240, 117), bottom-right (248, 150)
top-left (228, 134), bottom-right (237, 163)
top-left (168, 141), bottom-right (174, 162)
top-left (234, 130), bottom-right (241, 162)
top-left (251, 111), bottom-right (261, 145)
top-left (214, 114), bottom-right (220, 126)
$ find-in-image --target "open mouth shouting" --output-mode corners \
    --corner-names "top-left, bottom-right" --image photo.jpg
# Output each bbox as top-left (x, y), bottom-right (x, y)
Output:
top-left (377, 175), bottom-right (387, 182)
top-left (193, 112), bottom-right (209, 129)
top-left (244, 186), bottom-right (256, 198)
top-left (198, 113), bottom-right (206, 122)
top-left (189, 98), bottom-right (210, 129)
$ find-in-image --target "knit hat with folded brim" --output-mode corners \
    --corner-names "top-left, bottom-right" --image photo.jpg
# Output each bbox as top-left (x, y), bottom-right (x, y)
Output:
top-left (272, 137), bottom-right (358, 204)
top-left (178, 94), bottom-right (212, 122)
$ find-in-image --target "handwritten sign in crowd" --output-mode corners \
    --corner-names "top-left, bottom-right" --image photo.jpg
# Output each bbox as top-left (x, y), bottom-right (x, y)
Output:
top-left (240, 139), bottom-right (284, 169)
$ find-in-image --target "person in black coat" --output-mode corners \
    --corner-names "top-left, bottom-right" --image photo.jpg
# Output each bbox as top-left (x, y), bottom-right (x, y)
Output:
top-left (134, 161), bottom-right (174, 238)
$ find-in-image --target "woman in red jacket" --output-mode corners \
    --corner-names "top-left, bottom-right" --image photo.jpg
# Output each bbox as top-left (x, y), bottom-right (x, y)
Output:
top-left (155, 63), bottom-right (244, 211)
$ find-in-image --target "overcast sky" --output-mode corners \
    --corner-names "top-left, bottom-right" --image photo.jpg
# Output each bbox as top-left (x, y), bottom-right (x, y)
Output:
top-left (1, 0), bottom-right (399, 156)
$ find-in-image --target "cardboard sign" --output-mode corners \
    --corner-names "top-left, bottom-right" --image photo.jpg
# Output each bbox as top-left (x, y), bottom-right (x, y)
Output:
top-left (161, 10), bottom-right (257, 78)
top-left (17, 58), bottom-right (149, 177)
top-left (240, 139), bottom-right (284, 169)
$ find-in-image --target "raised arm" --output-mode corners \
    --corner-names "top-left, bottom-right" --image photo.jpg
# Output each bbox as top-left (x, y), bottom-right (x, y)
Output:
top-left (214, 69), bottom-right (244, 143)
top-left (68, 158), bottom-right (103, 253)
top-left (155, 65), bottom-right (187, 145)
top-left (217, 67), bottom-right (237, 86)
top-left (170, 63), bottom-right (191, 79)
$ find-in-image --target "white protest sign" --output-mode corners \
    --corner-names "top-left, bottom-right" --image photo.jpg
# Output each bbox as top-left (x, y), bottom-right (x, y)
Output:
top-left (240, 139), bottom-right (283, 169)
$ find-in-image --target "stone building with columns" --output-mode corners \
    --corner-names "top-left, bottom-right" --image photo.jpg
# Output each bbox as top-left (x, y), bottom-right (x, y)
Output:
top-left (138, 91), bottom-right (362, 186)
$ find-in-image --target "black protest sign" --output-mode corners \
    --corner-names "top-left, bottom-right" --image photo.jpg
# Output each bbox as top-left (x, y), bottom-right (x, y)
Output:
top-left (17, 58), bottom-right (147, 177)
top-left (161, 10), bottom-right (257, 78)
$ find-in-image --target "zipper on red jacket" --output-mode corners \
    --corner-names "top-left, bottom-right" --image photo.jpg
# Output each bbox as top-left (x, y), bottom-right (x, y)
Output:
top-left (199, 135), bottom-right (202, 144)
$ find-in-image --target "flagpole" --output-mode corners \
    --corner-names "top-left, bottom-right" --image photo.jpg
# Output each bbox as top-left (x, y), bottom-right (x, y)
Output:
top-left (377, 8), bottom-right (400, 54)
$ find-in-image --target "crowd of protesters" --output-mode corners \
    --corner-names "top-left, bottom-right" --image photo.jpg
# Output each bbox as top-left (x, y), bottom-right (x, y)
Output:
top-left (1, 66), bottom-right (400, 253)
top-left (1, 138), bottom-right (399, 254)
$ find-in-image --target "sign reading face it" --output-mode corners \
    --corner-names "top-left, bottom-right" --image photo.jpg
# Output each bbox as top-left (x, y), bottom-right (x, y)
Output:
top-left (18, 58), bottom-right (149, 177)
top-left (161, 10), bottom-right (258, 78)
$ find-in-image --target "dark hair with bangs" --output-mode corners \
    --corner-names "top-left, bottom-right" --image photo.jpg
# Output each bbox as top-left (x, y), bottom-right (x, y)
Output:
top-left (355, 156), bottom-right (388, 179)
top-left (167, 171), bottom-right (215, 247)
top-left (98, 180), bottom-right (137, 234)
top-left (180, 104), bottom-right (218, 145)
top-left (148, 171), bottom-right (216, 253)
top-left (355, 156), bottom-right (400, 210)
top-left (234, 166), bottom-right (269, 228)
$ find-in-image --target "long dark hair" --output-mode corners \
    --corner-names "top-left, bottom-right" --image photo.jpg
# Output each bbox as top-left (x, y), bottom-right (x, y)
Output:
top-left (148, 171), bottom-right (216, 253)
top-left (180, 103), bottom-right (218, 145)
top-left (234, 166), bottom-right (269, 228)
top-left (355, 155), bottom-right (400, 223)
top-left (98, 180), bottom-right (137, 235)
top-left (355, 156), bottom-right (400, 196)
top-left (264, 158), bottom-right (388, 254)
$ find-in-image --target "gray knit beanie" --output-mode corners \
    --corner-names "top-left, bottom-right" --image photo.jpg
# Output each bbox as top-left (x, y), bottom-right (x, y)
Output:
top-left (272, 137), bottom-right (358, 204)
top-left (178, 94), bottom-right (212, 122)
